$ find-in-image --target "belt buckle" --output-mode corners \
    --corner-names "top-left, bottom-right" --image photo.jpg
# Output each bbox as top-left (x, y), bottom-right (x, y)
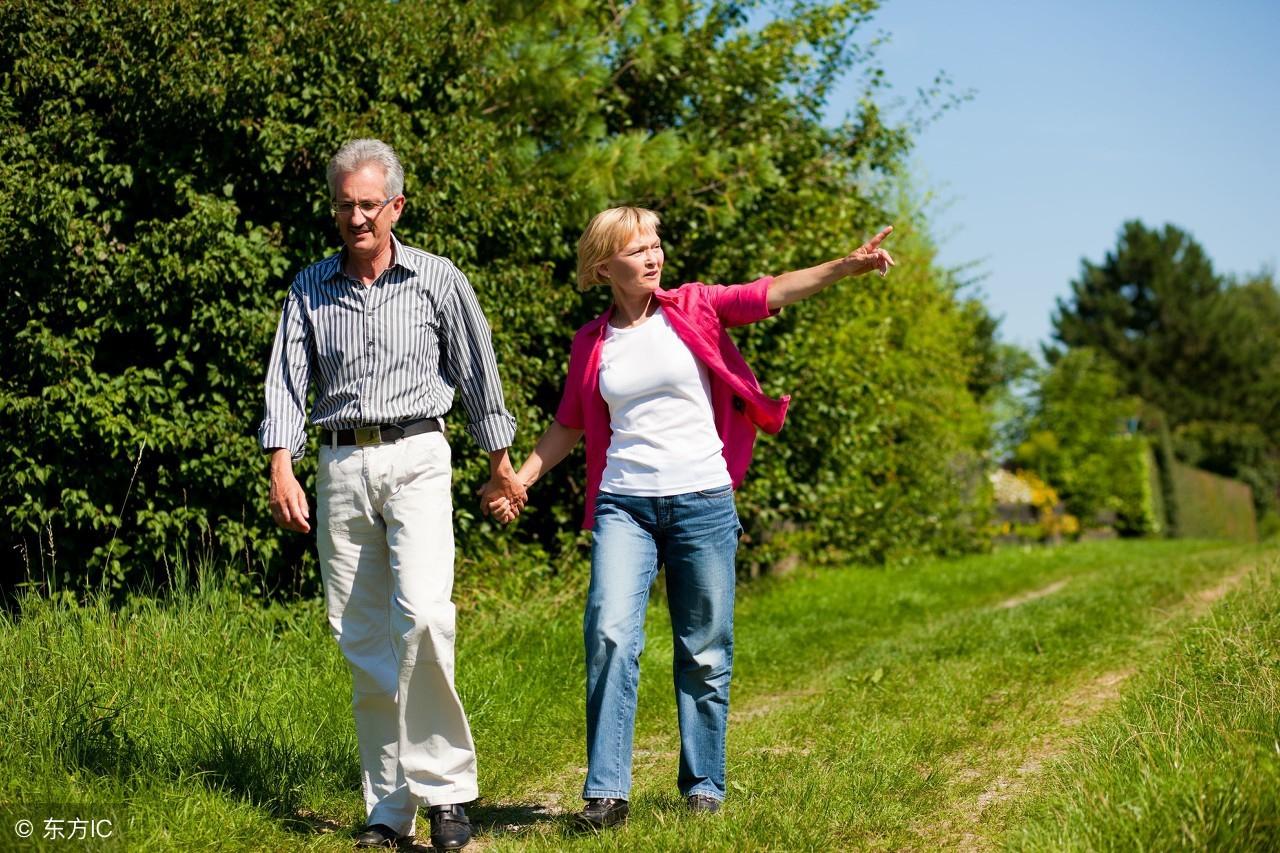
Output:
top-left (354, 426), bottom-right (382, 447)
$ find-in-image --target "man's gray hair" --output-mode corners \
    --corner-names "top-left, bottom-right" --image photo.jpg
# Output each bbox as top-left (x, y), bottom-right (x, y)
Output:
top-left (327, 138), bottom-right (405, 199)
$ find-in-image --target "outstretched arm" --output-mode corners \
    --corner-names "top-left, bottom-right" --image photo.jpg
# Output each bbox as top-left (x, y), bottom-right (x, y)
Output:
top-left (488, 421), bottom-right (584, 523)
top-left (766, 226), bottom-right (896, 311)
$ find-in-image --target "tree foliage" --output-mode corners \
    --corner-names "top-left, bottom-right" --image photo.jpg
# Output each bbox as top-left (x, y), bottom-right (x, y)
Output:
top-left (1, 0), bottom-right (993, 595)
top-left (1014, 349), bottom-right (1152, 534)
top-left (1050, 220), bottom-right (1280, 517)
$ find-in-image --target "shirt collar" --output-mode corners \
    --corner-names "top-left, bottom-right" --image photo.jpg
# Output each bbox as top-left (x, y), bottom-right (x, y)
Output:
top-left (324, 233), bottom-right (412, 283)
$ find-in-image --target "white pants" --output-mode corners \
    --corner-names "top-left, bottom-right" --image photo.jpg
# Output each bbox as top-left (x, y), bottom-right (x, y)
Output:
top-left (317, 430), bottom-right (477, 837)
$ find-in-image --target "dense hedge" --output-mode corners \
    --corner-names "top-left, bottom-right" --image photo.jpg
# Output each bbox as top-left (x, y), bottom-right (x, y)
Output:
top-left (1140, 443), bottom-right (1167, 537)
top-left (1169, 463), bottom-right (1257, 541)
top-left (1, 0), bottom-right (993, 596)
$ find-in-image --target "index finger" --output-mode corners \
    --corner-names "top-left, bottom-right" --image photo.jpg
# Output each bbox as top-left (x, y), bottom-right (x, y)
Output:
top-left (863, 225), bottom-right (894, 252)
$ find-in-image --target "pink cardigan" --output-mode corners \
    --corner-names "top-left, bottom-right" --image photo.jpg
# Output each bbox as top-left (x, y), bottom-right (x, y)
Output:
top-left (554, 277), bottom-right (791, 529)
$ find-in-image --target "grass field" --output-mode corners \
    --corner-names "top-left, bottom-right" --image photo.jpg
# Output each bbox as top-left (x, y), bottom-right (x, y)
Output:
top-left (1, 539), bottom-right (1276, 850)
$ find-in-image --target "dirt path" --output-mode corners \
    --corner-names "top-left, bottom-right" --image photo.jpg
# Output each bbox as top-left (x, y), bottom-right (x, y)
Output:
top-left (923, 560), bottom-right (1258, 851)
top-left (472, 556), bottom-right (1260, 848)
top-left (996, 578), bottom-right (1070, 609)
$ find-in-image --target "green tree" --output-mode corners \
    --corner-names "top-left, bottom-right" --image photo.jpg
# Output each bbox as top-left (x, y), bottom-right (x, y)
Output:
top-left (1015, 349), bottom-right (1152, 534)
top-left (1051, 221), bottom-right (1223, 417)
top-left (1050, 221), bottom-right (1280, 515)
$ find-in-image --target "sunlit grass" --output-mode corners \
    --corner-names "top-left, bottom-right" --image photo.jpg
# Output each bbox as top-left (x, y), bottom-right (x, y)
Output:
top-left (0, 539), bottom-right (1274, 849)
top-left (1005, 563), bottom-right (1280, 851)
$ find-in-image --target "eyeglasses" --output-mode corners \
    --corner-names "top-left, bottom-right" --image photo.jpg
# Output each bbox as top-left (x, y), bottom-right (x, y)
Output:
top-left (330, 196), bottom-right (398, 217)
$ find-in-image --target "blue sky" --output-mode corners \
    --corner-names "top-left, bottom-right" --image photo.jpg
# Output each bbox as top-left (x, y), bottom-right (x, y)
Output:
top-left (825, 0), bottom-right (1280, 353)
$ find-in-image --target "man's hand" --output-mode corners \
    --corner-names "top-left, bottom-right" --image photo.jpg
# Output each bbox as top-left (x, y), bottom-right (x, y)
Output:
top-left (478, 449), bottom-right (528, 523)
top-left (268, 449), bottom-right (312, 533)
top-left (840, 225), bottom-right (896, 278)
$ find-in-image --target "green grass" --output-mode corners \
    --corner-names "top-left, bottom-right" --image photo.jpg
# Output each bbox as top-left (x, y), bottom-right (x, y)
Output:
top-left (0, 539), bottom-right (1275, 850)
top-left (1005, 557), bottom-right (1280, 851)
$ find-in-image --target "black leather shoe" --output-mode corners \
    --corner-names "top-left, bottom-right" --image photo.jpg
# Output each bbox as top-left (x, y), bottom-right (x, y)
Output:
top-left (687, 794), bottom-right (722, 814)
top-left (573, 797), bottom-right (629, 830)
top-left (428, 803), bottom-right (472, 851)
top-left (354, 823), bottom-right (409, 849)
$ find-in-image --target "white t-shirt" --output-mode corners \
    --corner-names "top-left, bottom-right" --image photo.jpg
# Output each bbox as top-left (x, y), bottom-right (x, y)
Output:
top-left (597, 307), bottom-right (732, 496)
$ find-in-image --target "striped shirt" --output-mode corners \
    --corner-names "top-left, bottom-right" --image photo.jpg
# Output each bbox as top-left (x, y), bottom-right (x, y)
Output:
top-left (259, 234), bottom-right (516, 458)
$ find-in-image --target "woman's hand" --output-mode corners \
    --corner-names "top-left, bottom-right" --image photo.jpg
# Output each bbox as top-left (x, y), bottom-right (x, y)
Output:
top-left (767, 224), bottom-right (897, 310)
top-left (483, 421), bottom-right (584, 526)
top-left (838, 226), bottom-right (895, 278)
top-left (492, 499), bottom-right (518, 524)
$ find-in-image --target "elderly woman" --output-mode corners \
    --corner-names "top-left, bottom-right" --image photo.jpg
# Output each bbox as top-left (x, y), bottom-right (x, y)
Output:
top-left (488, 206), bottom-right (893, 829)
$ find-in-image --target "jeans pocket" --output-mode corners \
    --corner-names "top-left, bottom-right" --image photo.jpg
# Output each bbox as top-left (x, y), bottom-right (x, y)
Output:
top-left (696, 484), bottom-right (734, 498)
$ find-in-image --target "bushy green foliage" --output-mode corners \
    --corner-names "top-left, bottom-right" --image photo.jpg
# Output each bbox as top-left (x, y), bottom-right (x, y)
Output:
top-left (1139, 443), bottom-right (1167, 536)
top-left (738, 217), bottom-right (993, 567)
top-left (1014, 349), bottom-right (1153, 534)
top-left (1, 0), bottom-right (992, 595)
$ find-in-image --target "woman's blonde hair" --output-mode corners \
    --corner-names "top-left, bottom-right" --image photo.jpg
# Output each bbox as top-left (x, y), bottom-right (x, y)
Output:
top-left (575, 206), bottom-right (661, 292)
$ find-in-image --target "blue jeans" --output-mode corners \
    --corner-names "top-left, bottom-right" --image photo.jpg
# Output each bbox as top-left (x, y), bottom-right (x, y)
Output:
top-left (582, 486), bottom-right (740, 802)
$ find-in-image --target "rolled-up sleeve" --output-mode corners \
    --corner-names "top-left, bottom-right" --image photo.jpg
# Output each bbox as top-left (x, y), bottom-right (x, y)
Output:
top-left (706, 276), bottom-right (777, 327)
top-left (259, 288), bottom-right (312, 460)
top-left (439, 267), bottom-right (517, 451)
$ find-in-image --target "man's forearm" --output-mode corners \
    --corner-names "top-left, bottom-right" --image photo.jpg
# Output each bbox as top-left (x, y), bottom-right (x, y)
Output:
top-left (267, 446), bottom-right (311, 533)
top-left (488, 447), bottom-right (516, 477)
top-left (269, 447), bottom-right (294, 472)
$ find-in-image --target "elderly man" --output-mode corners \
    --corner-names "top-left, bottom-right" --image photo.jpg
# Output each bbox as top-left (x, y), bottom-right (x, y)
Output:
top-left (259, 138), bottom-right (524, 850)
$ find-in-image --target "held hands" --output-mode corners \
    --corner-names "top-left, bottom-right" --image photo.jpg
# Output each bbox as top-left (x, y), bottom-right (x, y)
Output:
top-left (477, 454), bottom-right (528, 525)
top-left (840, 225), bottom-right (896, 278)
top-left (483, 485), bottom-right (526, 525)
top-left (478, 423), bottom-right (579, 525)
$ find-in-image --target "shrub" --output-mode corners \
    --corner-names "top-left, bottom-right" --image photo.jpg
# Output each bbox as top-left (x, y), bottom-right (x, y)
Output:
top-left (1, 0), bottom-right (992, 596)
top-left (990, 469), bottom-right (1079, 543)
top-left (1015, 349), bottom-right (1155, 535)
top-left (1174, 420), bottom-right (1279, 517)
